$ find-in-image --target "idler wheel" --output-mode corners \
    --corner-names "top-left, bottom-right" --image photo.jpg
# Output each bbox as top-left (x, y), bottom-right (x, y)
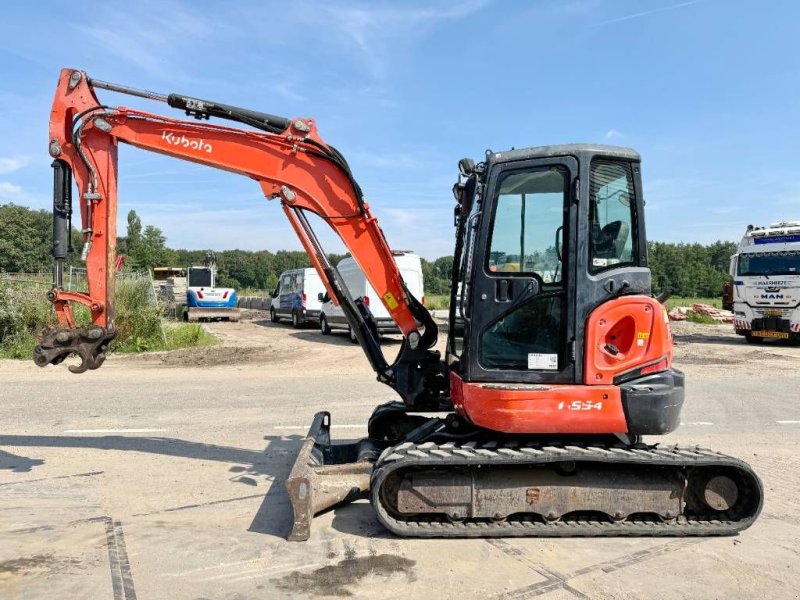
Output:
top-left (703, 475), bottom-right (738, 511)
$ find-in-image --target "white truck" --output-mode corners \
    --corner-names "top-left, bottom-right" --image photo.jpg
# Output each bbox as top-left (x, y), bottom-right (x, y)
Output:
top-left (730, 220), bottom-right (800, 343)
top-left (319, 252), bottom-right (425, 342)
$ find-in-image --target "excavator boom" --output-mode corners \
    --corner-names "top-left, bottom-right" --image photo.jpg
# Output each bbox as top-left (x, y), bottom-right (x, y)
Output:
top-left (38, 69), bottom-right (442, 407)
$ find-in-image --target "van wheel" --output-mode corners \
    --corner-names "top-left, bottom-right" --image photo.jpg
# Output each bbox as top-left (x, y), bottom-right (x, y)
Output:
top-left (292, 310), bottom-right (302, 329)
top-left (270, 307), bottom-right (279, 323)
top-left (320, 315), bottom-right (331, 335)
top-left (349, 328), bottom-right (359, 344)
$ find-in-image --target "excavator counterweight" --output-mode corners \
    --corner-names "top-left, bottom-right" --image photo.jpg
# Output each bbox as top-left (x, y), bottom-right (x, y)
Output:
top-left (38, 68), bottom-right (763, 540)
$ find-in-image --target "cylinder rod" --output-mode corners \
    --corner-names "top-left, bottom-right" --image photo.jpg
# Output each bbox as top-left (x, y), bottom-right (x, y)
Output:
top-left (87, 78), bottom-right (168, 103)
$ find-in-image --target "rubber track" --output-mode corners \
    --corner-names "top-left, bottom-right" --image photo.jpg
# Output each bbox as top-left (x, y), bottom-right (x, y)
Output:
top-left (370, 441), bottom-right (763, 538)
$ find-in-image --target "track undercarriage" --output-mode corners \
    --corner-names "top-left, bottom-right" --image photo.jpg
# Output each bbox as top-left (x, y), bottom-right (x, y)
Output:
top-left (285, 407), bottom-right (763, 541)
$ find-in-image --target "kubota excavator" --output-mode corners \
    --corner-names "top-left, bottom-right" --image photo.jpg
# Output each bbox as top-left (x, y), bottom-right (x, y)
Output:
top-left (36, 68), bottom-right (762, 541)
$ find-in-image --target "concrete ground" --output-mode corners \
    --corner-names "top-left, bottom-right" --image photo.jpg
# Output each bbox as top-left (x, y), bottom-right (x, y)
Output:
top-left (1, 319), bottom-right (799, 599)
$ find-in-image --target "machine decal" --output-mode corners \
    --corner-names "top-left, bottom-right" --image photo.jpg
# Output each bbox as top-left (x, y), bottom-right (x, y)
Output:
top-left (382, 291), bottom-right (399, 310)
top-left (161, 131), bottom-right (213, 153)
top-left (527, 353), bottom-right (558, 370)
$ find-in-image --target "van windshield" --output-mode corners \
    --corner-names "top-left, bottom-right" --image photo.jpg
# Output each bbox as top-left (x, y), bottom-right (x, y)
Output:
top-left (737, 251), bottom-right (800, 276)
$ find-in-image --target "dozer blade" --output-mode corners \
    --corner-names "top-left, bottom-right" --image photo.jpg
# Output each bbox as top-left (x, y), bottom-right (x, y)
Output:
top-left (285, 412), bottom-right (380, 541)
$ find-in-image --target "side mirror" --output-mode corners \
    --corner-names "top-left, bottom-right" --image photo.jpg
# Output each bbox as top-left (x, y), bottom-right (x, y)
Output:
top-left (454, 174), bottom-right (477, 216)
top-left (458, 157), bottom-right (475, 176)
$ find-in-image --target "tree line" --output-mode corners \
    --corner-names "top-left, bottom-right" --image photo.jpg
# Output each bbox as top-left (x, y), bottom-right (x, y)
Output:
top-left (0, 203), bottom-right (735, 297)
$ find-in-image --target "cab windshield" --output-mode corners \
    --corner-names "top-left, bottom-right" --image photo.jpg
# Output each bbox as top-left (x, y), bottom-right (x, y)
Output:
top-left (737, 251), bottom-right (800, 276)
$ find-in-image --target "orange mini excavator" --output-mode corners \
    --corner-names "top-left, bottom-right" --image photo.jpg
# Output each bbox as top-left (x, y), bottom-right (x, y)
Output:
top-left (37, 69), bottom-right (762, 541)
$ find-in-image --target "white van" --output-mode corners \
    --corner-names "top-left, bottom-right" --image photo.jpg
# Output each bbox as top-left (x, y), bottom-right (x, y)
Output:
top-left (319, 252), bottom-right (425, 341)
top-left (270, 267), bottom-right (327, 328)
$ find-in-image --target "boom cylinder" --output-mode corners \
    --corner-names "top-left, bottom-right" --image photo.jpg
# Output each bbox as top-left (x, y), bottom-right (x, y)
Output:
top-left (51, 159), bottom-right (72, 288)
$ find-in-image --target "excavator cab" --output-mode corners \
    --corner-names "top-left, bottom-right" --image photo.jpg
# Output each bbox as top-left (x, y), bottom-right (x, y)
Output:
top-left (450, 145), bottom-right (647, 381)
top-left (446, 145), bottom-right (682, 436)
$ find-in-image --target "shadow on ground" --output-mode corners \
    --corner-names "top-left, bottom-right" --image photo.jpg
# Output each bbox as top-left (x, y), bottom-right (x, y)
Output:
top-left (0, 434), bottom-right (304, 539)
top-left (0, 449), bottom-right (45, 473)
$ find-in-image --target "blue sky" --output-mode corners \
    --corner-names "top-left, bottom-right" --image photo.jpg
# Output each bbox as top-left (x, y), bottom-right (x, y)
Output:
top-left (1, 0), bottom-right (798, 258)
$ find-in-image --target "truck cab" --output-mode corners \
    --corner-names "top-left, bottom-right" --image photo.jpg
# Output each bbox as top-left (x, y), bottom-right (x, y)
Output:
top-left (730, 221), bottom-right (800, 342)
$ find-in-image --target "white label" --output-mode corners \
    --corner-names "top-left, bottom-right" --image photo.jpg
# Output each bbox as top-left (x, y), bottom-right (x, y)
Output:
top-left (528, 353), bottom-right (558, 370)
top-left (592, 257), bottom-right (608, 267)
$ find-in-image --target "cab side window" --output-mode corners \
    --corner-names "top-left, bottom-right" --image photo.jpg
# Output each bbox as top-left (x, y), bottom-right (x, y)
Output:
top-left (280, 275), bottom-right (292, 295)
top-left (589, 160), bottom-right (637, 272)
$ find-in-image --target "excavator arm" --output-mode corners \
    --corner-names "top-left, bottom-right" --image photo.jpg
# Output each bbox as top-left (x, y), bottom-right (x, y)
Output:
top-left (36, 69), bottom-right (444, 406)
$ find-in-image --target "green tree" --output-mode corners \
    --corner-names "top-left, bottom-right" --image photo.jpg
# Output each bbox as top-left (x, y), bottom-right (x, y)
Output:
top-left (0, 204), bottom-right (83, 272)
top-left (127, 210), bottom-right (142, 247)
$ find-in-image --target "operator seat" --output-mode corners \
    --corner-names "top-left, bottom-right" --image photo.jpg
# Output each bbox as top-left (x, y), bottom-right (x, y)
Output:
top-left (593, 220), bottom-right (630, 259)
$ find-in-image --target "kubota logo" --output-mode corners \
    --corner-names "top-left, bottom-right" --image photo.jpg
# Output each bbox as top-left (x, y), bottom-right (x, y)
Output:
top-left (161, 131), bottom-right (212, 153)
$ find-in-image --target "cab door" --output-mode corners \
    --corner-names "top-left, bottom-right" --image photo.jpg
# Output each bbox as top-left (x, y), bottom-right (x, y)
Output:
top-left (465, 156), bottom-right (578, 384)
top-left (278, 273), bottom-right (294, 316)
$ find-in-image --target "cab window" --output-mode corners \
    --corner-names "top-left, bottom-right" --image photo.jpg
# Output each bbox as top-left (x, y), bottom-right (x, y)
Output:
top-left (589, 160), bottom-right (637, 273)
top-left (487, 166), bottom-right (568, 283)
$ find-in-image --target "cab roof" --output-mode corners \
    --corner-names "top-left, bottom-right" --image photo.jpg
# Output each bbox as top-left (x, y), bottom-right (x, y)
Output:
top-left (485, 143), bottom-right (640, 164)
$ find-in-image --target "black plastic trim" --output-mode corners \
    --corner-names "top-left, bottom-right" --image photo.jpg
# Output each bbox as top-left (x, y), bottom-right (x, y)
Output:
top-left (620, 369), bottom-right (684, 435)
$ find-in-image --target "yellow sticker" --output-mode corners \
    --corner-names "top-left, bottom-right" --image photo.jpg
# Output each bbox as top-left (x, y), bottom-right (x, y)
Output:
top-left (637, 331), bottom-right (650, 340)
top-left (383, 292), bottom-right (399, 310)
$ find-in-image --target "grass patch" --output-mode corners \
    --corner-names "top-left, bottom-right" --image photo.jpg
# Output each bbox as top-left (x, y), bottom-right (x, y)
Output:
top-left (425, 294), bottom-right (450, 310)
top-left (164, 322), bottom-right (217, 350)
top-left (665, 296), bottom-right (721, 310)
top-left (685, 311), bottom-right (722, 325)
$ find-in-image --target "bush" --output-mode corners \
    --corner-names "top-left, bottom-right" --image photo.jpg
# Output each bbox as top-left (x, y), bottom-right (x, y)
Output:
top-left (111, 277), bottom-right (165, 352)
top-left (0, 283), bottom-right (59, 358)
top-left (0, 275), bottom-right (216, 359)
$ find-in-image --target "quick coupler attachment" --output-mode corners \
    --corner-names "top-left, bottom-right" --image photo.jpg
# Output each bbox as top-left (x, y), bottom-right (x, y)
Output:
top-left (285, 411), bottom-right (382, 541)
top-left (34, 326), bottom-right (117, 374)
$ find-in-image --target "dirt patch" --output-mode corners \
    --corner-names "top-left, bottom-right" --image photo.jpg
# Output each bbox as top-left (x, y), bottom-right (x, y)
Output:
top-left (670, 321), bottom-right (800, 374)
top-left (272, 554), bottom-right (416, 597)
top-left (0, 554), bottom-right (54, 575)
top-left (0, 553), bottom-right (83, 581)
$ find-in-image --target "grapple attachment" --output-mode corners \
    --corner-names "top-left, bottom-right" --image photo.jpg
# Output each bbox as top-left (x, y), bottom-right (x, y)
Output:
top-left (34, 326), bottom-right (117, 374)
top-left (285, 412), bottom-right (381, 541)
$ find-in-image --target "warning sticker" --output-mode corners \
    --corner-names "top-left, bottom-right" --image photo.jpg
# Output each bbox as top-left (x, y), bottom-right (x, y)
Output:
top-left (382, 291), bottom-right (399, 310)
top-left (528, 353), bottom-right (558, 370)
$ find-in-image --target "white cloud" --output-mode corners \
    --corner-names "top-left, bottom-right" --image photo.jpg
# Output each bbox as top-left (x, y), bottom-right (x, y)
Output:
top-left (0, 155), bottom-right (29, 175)
top-left (605, 129), bottom-right (624, 139)
top-left (382, 207), bottom-right (417, 227)
top-left (593, 0), bottom-right (704, 27)
top-left (0, 182), bottom-right (22, 198)
top-left (74, 3), bottom-right (216, 78)
top-left (308, 0), bottom-right (488, 79)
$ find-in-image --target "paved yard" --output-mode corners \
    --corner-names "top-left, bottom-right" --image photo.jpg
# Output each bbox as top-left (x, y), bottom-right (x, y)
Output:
top-left (1, 320), bottom-right (799, 599)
